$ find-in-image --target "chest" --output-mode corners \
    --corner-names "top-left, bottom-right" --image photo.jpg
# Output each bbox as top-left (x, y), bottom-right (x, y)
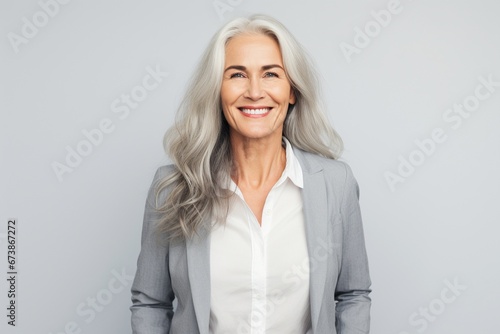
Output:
top-left (209, 181), bottom-right (311, 331)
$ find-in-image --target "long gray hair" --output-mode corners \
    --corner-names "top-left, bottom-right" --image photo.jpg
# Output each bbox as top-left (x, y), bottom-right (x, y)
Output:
top-left (154, 14), bottom-right (343, 242)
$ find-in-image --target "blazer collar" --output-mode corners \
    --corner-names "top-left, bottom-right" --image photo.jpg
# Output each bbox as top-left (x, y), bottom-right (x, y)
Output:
top-left (292, 146), bottom-right (324, 174)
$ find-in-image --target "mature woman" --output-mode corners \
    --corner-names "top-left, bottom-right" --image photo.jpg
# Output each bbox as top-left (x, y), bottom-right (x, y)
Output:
top-left (131, 14), bottom-right (371, 334)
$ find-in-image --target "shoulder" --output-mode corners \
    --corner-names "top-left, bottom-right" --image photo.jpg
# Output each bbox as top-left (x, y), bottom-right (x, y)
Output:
top-left (152, 164), bottom-right (178, 181)
top-left (146, 164), bottom-right (179, 205)
top-left (293, 147), bottom-right (356, 183)
top-left (293, 148), bottom-right (360, 205)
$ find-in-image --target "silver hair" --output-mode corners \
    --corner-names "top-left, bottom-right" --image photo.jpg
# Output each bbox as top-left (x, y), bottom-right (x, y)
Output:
top-left (154, 14), bottom-right (343, 243)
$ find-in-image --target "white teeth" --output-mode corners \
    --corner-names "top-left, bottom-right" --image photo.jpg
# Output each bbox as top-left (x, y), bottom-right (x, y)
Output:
top-left (240, 108), bottom-right (271, 115)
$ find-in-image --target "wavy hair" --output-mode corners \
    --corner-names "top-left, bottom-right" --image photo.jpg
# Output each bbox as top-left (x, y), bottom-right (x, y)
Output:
top-left (154, 14), bottom-right (343, 243)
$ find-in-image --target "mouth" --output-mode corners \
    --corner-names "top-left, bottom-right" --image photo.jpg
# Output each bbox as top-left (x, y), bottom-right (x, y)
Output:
top-left (238, 107), bottom-right (272, 116)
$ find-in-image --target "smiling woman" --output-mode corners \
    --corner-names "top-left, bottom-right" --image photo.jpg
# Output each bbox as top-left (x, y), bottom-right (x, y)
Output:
top-left (130, 14), bottom-right (371, 334)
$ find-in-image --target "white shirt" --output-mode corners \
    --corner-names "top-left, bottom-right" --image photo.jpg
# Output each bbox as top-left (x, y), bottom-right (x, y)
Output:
top-left (209, 138), bottom-right (312, 334)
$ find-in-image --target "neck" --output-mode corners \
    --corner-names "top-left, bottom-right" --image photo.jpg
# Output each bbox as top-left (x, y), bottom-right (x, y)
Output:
top-left (230, 133), bottom-right (286, 190)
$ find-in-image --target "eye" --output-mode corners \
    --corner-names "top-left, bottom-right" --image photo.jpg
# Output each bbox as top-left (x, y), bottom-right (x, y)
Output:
top-left (229, 72), bottom-right (245, 79)
top-left (264, 72), bottom-right (279, 78)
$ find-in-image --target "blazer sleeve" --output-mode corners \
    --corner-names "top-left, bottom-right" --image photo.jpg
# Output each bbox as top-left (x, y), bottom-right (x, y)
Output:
top-left (335, 162), bottom-right (372, 333)
top-left (130, 166), bottom-right (175, 334)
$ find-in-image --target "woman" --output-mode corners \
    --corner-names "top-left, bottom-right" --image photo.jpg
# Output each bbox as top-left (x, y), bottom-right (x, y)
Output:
top-left (131, 14), bottom-right (371, 334)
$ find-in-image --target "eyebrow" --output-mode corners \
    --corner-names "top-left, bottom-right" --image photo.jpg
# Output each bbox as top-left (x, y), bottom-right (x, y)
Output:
top-left (224, 64), bottom-right (285, 72)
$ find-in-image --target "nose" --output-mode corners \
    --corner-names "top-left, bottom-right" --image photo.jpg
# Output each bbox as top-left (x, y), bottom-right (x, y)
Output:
top-left (244, 77), bottom-right (264, 100)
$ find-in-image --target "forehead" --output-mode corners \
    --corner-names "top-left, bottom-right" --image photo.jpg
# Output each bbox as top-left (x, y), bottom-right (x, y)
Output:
top-left (225, 33), bottom-right (283, 64)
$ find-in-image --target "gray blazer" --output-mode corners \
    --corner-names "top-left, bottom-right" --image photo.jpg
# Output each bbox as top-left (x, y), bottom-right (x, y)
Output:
top-left (130, 147), bottom-right (371, 334)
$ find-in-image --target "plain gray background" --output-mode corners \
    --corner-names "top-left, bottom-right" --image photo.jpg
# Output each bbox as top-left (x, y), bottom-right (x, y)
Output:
top-left (1, 0), bottom-right (499, 333)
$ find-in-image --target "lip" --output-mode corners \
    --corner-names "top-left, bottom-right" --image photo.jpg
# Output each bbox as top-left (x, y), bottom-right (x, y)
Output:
top-left (237, 106), bottom-right (273, 118)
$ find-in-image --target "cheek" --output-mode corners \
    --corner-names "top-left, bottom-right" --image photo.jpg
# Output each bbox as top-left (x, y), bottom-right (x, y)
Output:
top-left (269, 83), bottom-right (293, 102)
top-left (221, 82), bottom-right (244, 102)
top-left (221, 104), bottom-right (232, 120)
top-left (220, 86), bottom-right (229, 106)
top-left (221, 103), bottom-right (238, 125)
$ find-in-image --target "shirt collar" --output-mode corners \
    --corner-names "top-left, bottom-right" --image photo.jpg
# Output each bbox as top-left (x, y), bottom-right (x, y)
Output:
top-left (282, 136), bottom-right (304, 188)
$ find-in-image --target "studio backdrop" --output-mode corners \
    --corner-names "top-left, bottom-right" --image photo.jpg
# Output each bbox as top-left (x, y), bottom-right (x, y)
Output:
top-left (2, 0), bottom-right (499, 333)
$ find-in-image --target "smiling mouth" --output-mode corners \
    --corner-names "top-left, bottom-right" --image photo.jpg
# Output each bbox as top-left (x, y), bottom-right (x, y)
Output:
top-left (238, 107), bottom-right (272, 115)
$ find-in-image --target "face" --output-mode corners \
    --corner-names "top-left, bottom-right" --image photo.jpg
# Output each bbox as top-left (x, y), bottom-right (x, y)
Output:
top-left (220, 33), bottom-right (295, 143)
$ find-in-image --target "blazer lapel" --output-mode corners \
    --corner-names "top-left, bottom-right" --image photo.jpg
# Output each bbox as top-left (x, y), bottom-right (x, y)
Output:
top-left (186, 223), bottom-right (211, 334)
top-left (294, 147), bottom-right (328, 332)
